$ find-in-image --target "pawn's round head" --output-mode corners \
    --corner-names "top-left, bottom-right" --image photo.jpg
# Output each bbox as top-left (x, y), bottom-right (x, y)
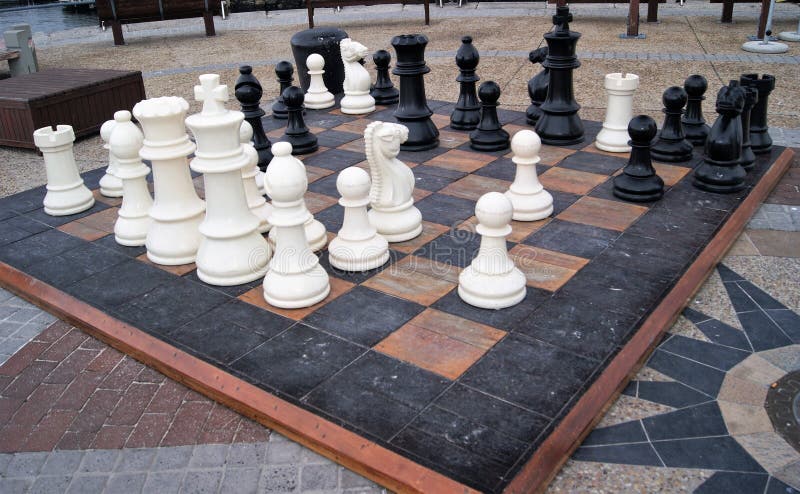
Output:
top-left (307, 53), bottom-right (325, 71)
top-left (663, 86), bottom-right (688, 110)
top-left (336, 166), bottom-right (371, 202)
top-left (475, 192), bottom-right (513, 230)
top-left (239, 65), bottom-right (253, 76)
top-left (276, 61), bottom-right (294, 79)
top-left (628, 114), bottom-right (658, 144)
top-left (114, 110), bottom-right (132, 124)
top-left (511, 130), bottom-right (542, 163)
top-left (478, 81), bottom-right (501, 104)
top-left (373, 49), bottom-right (390, 67)
top-left (100, 119), bottom-right (116, 144)
top-left (282, 86), bottom-right (305, 108)
top-left (265, 142), bottom-right (306, 201)
top-left (684, 74), bottom-right (708, 97)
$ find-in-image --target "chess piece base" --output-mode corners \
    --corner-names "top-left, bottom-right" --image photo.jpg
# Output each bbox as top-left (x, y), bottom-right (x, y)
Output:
top-left (371, 89), bottom-right (399, 106)
top-left (470, 129), bottom-right (510, 152)
top-left (146, 212), bottom-right (204, 265)
top-left (458, 266), bottom-right (526, 309)
top-left (693, 163), bottom-right (747, 194)
top-left (450, 108), bottom-right (480, 131)
top-left (196, 234), bottom-right (270, 286)
top-left (263, 264), bottom-right (331, 309)
top-left (114, 213), bottom-right (151, 247)
top-left (328, 236), bottom-right (390, 272)
top-left (612, 174), bottom-right (665, 202)
top-left (304, 95), bottom-right (335, 110)
top-left (741, 40), bottom-right (789, 53)
top-left (286, 134), bottom-right (319, 155)
top-left (525, 105), bottom-right (542, 126)
top-left (595, 128), bottom-right (631, 153)
top-left (398, 119), bottom-right (439, 151)
top-left (43, 183), bottom-right (95, 216)
top-left (99, 174), bottom-right (123, 198)
top-left (505, 189), bottom-right (553, 221)
top-left (650, 141), bottom-right (694, 163)
top-left (340, 94), bottom-right (376, 114)
top-left (368, 201), bottom-right (422, 243)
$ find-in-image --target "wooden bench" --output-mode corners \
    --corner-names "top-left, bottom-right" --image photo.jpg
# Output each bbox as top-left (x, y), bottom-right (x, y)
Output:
top-left (305, 0), bottom-right (430, 28)
top-left (0, 69), bottom-right (146, 149)
top-left (0, 50), bottom-right (20, 62)
top-left (95, 0), bottom-right (222, 46)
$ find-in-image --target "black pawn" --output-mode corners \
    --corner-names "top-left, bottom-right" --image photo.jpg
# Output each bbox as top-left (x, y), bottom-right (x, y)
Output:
top-left (682, 75), bottom-right (710, 146)
top-left (272, 61), bottom-right (294, 120)
top-left (450, 36), bottom-right (481, 131)
top-left (740, 73), bottom-right (775, 154)
top-left (392, 34), bottom-right (439, 151)
top-left (535, 6), bottom-right (584, 146)
top-left (282, 86), bottom-right (318, 155)
top-left (235, 65), bottom-right (273, 172)
top-left (613, 115), bottom-right (664, 202)
top-left (650, 86), bottom-right (694, 163)
top-left (525, 46), bottom-right (549, 126)
top-left (469, 81), bottom-right (509, 152)
top-left (693, 81), bottom-right (747, 194)
top-left (739, 85), bottom-right (758, 171)
top-left (370, 50), bottom-right (399, 105)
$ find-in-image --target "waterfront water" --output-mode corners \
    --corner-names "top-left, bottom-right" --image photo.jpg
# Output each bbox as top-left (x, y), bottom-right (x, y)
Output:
top-left (0, 1), bottom-right (97, 36)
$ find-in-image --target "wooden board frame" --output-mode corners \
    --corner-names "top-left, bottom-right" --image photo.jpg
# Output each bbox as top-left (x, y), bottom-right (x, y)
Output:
top-left (0, 147), bottom-right (793, 494)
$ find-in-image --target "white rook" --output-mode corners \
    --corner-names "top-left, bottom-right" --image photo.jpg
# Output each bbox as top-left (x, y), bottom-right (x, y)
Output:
top-left (134, 97), bottom-right (206, 265)
top-left (186, 74), bottom-right (270, 286)
top-left (595, 73), bottom-right (640, 153)
top-left (109, 111), bottom-right (152, 246)
top-left (33, 124), bottom-right (95, 216)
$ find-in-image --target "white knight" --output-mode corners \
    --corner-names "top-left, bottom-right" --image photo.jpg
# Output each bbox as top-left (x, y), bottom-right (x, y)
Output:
top-left (340, 38), bottom-right (376, 115)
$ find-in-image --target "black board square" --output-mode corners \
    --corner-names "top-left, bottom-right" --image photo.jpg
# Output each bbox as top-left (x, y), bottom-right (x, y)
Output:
top-left (313, 204), bottom-right (344, 233)
top-left (369, 106), bottom-right (397, 121)
top-left (0, 215), bottom-right (50, 247)
top-left (560, 266), bottom-right (673, 317)
top-left (589, 178), bottom-right (661, 207)
top-left (397, 146), bottom-right (449, 165)
top-left (513, 316), bottom-right (625, 363)
top-left (474, 158), bottom-right (552, 182)
top-left (170, 299), bottom-right (294, 365)
top-left (114, 277), bottom-right (231, 337)
top-left (302, 148), bottom-right (365, 171)
top-left (626, 208), bottom-right (724, 248)
top-left (550, 190), bottom-right (581, 215)
top-left (455, 141), bottom-right (509, 159)
top-left (303, 286), bottom-right (424, 347)
top-left (522, 219), bottom-right (620, 260)
top-left (315, 129), bottom-right (361, 148)
top-left (230, 323), bottom-right (362, 399)
top-left (26, 242), bottom-right (129, 290)
top-left (318, 249), bottom-right (405, 285)
top-left (305, 351), bottom-right (450, 440)
top-left (415, 194), bottom-right (476, 227)
top-left (412, 230), bottom-right (481, 269)
top-left (23, 201), bottom-right (110, 227)
top-left (80, 168), bottom-right (107, 190)
top-left (67, 259), bottom-right (174, 310)
top-left (301, 110), bottom-right (356, 129)
top-left (307, 173), bottom-right (340, 197)
top-left (0, 186), bottom-right (47, 214)
top-left (181, 270), bottom-right (264, 298)
top-left (432, 287), bottom-right (550, 330)
top-left (92, 234), bottom-right (147, 258)
top-left (559, 151), bottom-right (627, 175)
top-left (0, 228), bottom-right (85, 269)
top-left (460, 334), bottom-right (599, 418)
top-left (413, 165), bottom-right (466, 192)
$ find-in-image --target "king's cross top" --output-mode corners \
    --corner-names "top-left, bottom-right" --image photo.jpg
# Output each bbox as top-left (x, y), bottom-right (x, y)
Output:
top-left (194, 74), bottom-right (229, 115)
top-left (553, 6), bottom-right (572, 32)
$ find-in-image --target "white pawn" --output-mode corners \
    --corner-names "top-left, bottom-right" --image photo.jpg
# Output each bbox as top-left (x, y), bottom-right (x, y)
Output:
top-left (304, 54), bottom-right (335, 110)
top-left (505, 130), bottom-right (553, 221)
top-left (340, 38), bottom-right (376, 115)
top-left (109, 111), bottom-right (152, 246)
top-left (33, 125), bottom-right (95, 216)
top-left (596, 73), bottom-right (640, 153)
top-left (329, 167), bottom-right (389, 272)
top-left (458, 192), bottom-right (526, 310)
top-left (240, 121), bottom-right (266, 196)
top-left (267, 145), bottom-right (327, 252)
top-left (239, 121), bottom-right (272, 233)
top-left (263, 142), bottom-right (330, 309)
top-left (98, 119), bottom-right (123, 197)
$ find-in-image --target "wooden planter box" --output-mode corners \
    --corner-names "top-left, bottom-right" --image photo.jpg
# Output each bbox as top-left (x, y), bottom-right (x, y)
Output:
top-left (0, 68), bottom-right (146, 150)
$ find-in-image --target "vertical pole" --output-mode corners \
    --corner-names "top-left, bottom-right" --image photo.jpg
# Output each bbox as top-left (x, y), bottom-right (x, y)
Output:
top-left (111, 20), bottom-right (124, 45)
top-left (756, 0), bottom-right (770, 39)
top-left (647, 0), bottom-right (658, 23)
top-left (627, 0), bottom-right (641, 37)
top-left (721, 0), bottom-right (734, 23)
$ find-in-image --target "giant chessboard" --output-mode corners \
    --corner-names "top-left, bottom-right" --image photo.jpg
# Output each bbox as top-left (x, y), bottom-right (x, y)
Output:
top-left (0, 100), bottom-right (793, 493)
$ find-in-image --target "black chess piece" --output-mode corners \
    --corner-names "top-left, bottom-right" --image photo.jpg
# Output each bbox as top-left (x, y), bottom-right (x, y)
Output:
top-left (613, 115), bottom-right (665, 202)
top-left (682, 75), bottom-right (710, 146)
top-left (525, 46), bottom-right (549, 126)
top-left (739, 85), bottom-right (758, 171)
top-left (740, 73), bottom-right (775, 155)
top-left (235, 65), bottom-right (273, 172)
top-left (391, 34), bottom-right (439, 151)
top-left (469, 81), bottom-right (510, 152)
top-left (450, 36), bottom-right (481, 131)
top-left (535, 6), bottom-right (584, 146)
top-left (282, 86), bottom-right (318, 155)
top-left (370, 49), bottom-right (399, 105)
top-left (693, 81), bottom-right (747, 193)
top-left (272, 61), bottom-right (294, 120)
top-left (650, 86), bottom-right (694, 163)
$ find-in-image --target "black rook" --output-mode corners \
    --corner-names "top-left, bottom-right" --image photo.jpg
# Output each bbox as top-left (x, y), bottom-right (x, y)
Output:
top-left (235, 65), bottom-right (273, 172)
top-left (740, 73), bottom-right (775, 155)
top-left (391, 34), bottom-right (439, 151)
top-left (739, 85), bottom-right (758, 171)
top-left (450, 36), bottom-right (481, 131)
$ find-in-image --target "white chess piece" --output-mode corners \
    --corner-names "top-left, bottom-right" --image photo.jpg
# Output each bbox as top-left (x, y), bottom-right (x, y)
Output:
top-left (239, 121), bottom-right (272, 233)
top-left (263, 141), bottom-right (330, 309)
top-left (185, 74), bottom-right (270, 286)
top-left (505, 130), bottom-right (553, 221)
top-left (33, 125), bottom-right (95, 217)
top-left (98, 119), bottom-right (123, 197)
top-left (365, 121), bottom-right (422, 242)
top-left (329, 167), bottom-right (390, 271)
top-left (109, 111), bottom-right (152, 246)
top-left (266, 145), bottom-right (327, 252)
top-left (458, 192), bottom-right (526, 310)
top-left (595, 73), bottom-right (639, 153)
top-left (134, 97), bottom-right (206, 265)
top-left (240, 121), bottom-right (266, 196)
top-left (304, 53), bottom-right (335, 110)
top-left (340, 38), bottom-right (376, 115)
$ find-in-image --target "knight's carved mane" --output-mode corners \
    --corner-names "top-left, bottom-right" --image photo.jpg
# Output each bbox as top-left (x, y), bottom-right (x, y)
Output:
top-left (364, 121), bottom-right (383, 204)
